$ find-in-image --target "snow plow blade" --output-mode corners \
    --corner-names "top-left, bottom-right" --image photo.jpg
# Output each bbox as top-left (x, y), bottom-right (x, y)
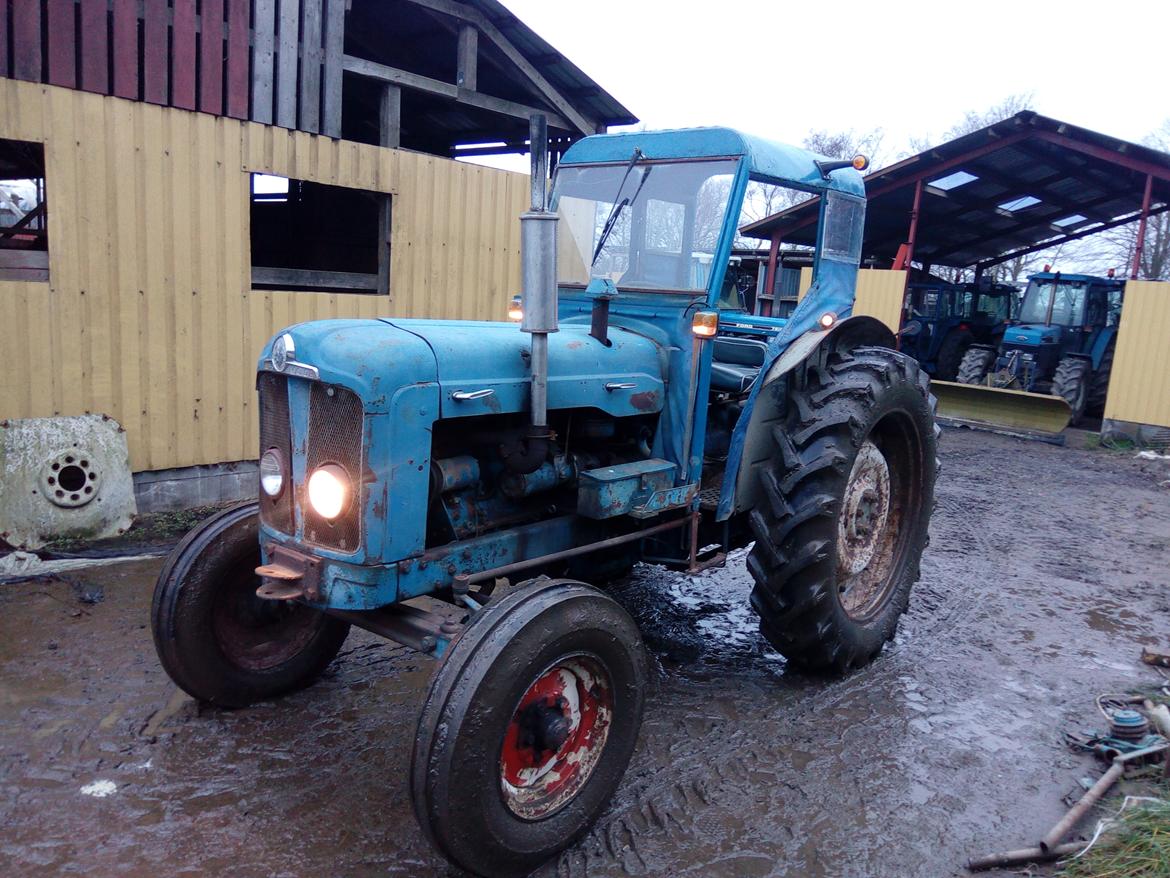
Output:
top-left (931, 381), bottom-right (1072, 439)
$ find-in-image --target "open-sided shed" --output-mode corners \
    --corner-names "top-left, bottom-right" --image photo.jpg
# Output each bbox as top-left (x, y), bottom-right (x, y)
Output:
top-left (744, 112), bottom-right (1170, 288)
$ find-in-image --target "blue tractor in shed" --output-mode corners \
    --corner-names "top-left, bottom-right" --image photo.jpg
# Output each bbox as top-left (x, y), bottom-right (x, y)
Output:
top-left (953, 271), bottom-right (1123, 424)
top-left (151, 121), bottom-right (937, 878)
top-left (899, 278), bottom-right (1018, 381)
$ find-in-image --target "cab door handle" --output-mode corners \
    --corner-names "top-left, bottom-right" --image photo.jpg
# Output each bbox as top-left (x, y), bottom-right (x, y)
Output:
top-left (605, 382), bottom-right (636, 392)
top-left (452, 389), bottom-right (495, 401)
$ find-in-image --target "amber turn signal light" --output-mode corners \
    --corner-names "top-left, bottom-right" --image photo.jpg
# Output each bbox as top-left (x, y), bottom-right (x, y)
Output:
top-left (692, 311), bottom-right (719, 338)
top-left (852, 155), bottom-right (869, 172)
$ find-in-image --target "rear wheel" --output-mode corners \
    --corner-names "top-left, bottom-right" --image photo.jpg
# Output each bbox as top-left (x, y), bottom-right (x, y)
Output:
top-left (1052, 356), bottom-right (1091, 423)
top-left (935, 329), bottom-right (973, 381)
top-left (1089, 340), bottom-right (1115, 414)
top-left (957, 346), bottom-right (996, 385)
top-left (411, 579), bottom-right (648, 878)
top-left (151, 503), bottom-right (350, 708)
top-left (746, 347), bottom-right (937, 673)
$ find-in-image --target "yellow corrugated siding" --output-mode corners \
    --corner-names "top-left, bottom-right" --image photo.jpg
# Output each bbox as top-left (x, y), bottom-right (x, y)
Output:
top-left (852, 269), bottom-right (906, 332)
top-left (1104, 280), bottom-right (1170, 429)
top-left (797, 268), bottom-right (904, 332)
top-left (0, 79), bottom-right (528, 471)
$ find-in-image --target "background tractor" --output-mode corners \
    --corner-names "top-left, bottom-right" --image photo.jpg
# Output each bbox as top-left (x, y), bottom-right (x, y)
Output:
top-left (899, 279), bottom-right (1018, 380)
top-left (151, 120), bottom-right (937, 878)
top-left (953, 271), bottom-right (1123, 425)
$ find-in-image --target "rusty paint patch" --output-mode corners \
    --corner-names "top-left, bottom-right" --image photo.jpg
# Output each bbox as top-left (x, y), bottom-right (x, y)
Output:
top-left (630, 390), bottom-right (660, 411)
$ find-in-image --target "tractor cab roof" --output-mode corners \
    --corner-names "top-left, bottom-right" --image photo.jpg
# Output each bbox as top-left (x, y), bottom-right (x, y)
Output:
top-left (559, 127), bottom-right (866, 198)
top-left (1027, 272), bottom-right (1124, 287)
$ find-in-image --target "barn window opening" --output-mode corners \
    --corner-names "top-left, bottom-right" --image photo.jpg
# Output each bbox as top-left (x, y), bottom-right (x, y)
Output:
top-left (0, 139), bottom-right (48, 282)
top-left (250, 174), bottom-right (390, 294)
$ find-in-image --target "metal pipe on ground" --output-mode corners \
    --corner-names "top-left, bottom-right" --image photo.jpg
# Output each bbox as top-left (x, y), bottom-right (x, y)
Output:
top-left (1039, 742), bottom-right (1168, 853)
top-left (968, 841), bottom-right (1083, 872)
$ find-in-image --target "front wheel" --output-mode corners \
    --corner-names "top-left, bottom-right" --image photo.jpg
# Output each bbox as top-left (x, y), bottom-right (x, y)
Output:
top-left (150, 502), bottom-right (350, 708)
top-left (746, 346), bottom-right (937, 673)
top-left (411, 579), bottom-right (648, 878)
top-left (1052, 356), bottom-right (1091, 423)
top-left (935, 329), bottom-right (973, 381)
top-left (957, 345), bottom-right (996, 385)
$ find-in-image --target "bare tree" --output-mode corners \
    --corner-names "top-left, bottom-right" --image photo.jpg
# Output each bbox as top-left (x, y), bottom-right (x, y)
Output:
top-left (908, 93), bottom-right (1035, 154)
top-left (1086, 121), bottom-right (1170, 281)
top-left (803, 128), bottom-right (887, 168)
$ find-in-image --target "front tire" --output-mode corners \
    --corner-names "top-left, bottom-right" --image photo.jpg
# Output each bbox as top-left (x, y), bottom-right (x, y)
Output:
top-left (957, 345), bottom-right (996, 385)
top-left (746, 347), bottom-right (937, 673)
top-left (411, 579), bottom-right (648, 878)
top-left (935, 329), bottom-right (973, 381)
top-left (1052, 356), bottom-right (1091, 423)
top-left (151, 502), bottom-right (350, 708)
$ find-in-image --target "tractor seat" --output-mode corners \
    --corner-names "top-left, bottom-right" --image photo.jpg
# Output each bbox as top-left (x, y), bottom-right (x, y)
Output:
top-left (710, 336), bottom-right (768, 394)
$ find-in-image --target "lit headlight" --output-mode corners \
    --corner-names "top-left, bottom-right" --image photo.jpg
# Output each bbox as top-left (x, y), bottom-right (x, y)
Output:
top-left (308, 464), bottom-right (351, 520)
top-left (259, 448), bottom-right (285, 497)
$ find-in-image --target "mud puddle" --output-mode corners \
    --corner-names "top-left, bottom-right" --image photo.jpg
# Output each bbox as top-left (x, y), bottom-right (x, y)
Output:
top-left (1, 430), bottom-right (1168, 877)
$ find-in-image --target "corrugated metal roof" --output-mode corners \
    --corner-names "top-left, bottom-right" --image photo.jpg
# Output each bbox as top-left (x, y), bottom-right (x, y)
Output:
top-left (743, 112), bottom-right (1170, 270)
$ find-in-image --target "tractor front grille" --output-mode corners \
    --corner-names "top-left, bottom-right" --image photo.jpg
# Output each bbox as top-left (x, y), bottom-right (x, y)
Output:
top-left (303, 382), bottom-right (364, 553)
top-left (258, 372), bottom-right (294, 535)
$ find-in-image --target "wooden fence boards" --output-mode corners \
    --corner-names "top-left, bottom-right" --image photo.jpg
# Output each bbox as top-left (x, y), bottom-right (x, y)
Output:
top-left (111, 0), bottom-right (139, 99)
top-left (299, 0), bottom-right (323, 133)
top-left (143, 0), bottom-right (169, 105)
top-left (275, 0), bottom-right (300, 128)
top-left (225, 0), bottom-right (250, 118)
top-left (12, 0), bottom-right (42, 82)
top-left (46, 0), bottom-right (76, 87)
top-left (79, 0), bottom-right (110, 93)
top-left (252, 0), bottom-right (276, 125)
top-left (199, 0), bottom-right (225, 114)
top-left (170, 0), bottom-right (196, 109)
top-left (322, 0), bottom-right (345, 137)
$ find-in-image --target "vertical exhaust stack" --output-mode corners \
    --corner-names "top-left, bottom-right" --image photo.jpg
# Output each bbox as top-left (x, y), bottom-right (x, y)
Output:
top-left (514, 114), bottom-right (557, 471)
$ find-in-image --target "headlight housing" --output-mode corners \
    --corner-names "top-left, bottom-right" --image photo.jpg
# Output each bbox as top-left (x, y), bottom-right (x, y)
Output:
top-left (259, 448), bottom-right (286, 498)
top-left (307, 464), bottom-right (352, 520)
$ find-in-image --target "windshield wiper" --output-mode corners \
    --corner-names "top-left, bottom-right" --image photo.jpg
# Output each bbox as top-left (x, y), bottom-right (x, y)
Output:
top-left (591, 148), bottom-right (649, 267)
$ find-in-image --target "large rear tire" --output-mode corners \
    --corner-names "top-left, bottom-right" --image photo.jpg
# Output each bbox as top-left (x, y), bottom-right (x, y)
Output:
top-left (151, 502), bottom-right (350, 708)
top-left (1052, 356), bottom-right (1091, 423)
top-left (746, 347), bottom-right (937, 673)
top-left (956, 345), bottom-right (996, 385)
top-left (411, 579), bottom-right (648, 878)
top-left (1088, 340), bottom-right (1115, 414)
top-left (935, 329), bottom-right (973, 382)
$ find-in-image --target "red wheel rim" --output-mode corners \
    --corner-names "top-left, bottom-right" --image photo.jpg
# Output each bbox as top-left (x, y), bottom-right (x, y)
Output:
top-left (499, 655), bottom-right (613, 820)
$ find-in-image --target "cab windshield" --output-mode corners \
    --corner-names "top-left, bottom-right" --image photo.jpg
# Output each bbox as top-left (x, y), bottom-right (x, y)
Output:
top-left (552, 159), bottom-right (739, 293)
top-left (1019, 279), bottom-right (1087, 325)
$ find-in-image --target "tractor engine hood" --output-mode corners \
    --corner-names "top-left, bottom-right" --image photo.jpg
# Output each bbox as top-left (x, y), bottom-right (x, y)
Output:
top-left (1004, 324), bottom-right (1063, 347)
top-left (382, 319), bottom-right (665, 419)
top-left (259, 319), bottom-right (665, 419)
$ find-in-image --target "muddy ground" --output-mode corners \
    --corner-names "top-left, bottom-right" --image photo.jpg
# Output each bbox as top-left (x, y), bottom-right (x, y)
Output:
top-left (2, 429), bottom-right (1168, 878)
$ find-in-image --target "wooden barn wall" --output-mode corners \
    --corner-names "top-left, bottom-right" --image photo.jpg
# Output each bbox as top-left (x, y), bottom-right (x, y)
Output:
top-left (0, 80), bottom-right (528, 471)
top-left (1104, 280), bottom-right (1170, 429)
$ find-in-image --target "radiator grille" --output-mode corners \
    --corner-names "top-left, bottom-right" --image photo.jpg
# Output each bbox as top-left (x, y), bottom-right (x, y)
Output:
top-left (257, 372), bottom-right (294, 535)
top-left (303, 382), bottom-right (364, 552)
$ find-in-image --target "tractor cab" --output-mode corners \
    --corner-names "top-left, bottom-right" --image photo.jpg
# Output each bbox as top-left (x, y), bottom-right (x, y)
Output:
top-left (900, 279), bottom-right (1018, 380)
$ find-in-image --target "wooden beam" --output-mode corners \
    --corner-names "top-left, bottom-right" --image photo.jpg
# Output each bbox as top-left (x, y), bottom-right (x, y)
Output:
top-left (252, 0), bottom-right (277, 124)
top-left (396, 0), bottom-right (595, 134)
top-left (321, 0), bottom-right (346, 137)
top-left (276, 0), bottom-right (300, 128)
top-left (342, 55), bottom-right (571, 131)
top-left (457, 24), bottom-right (477, 90)
top-left (379, 83), bottom-right (402, 149)
top-left (299, 0), bottom-right (324, 132)
top-left (251, 267), bottom-right (381, 292)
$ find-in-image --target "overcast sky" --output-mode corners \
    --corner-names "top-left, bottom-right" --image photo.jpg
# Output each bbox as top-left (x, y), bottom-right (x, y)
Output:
top-left (481, 0), bottom-right (1168, 170)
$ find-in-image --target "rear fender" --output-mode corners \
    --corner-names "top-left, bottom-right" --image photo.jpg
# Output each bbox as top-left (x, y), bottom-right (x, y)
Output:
top-left (715, 315), bottom-right (894, 520)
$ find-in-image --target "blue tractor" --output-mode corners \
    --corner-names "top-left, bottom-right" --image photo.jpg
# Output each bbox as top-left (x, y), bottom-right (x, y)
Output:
top-left (899, 279), bottom-right (1018, 381)
top-left (151, 122), bottom-right (937, 877)
top-left (955, 271), bottom-right (1123, 422)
